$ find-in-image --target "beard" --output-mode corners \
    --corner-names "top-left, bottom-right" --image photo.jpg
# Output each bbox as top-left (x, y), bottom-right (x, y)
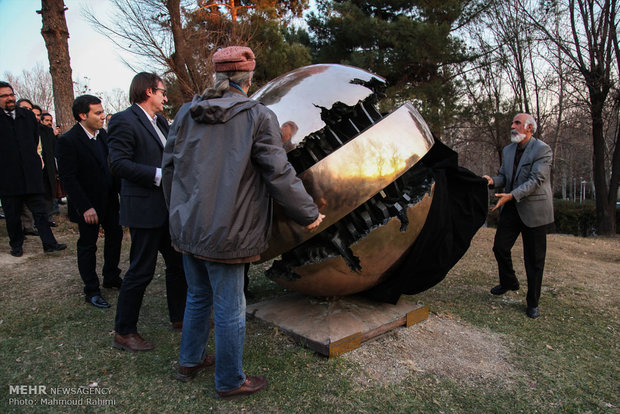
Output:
top-left (4, 100), bottom-right (16, 111)
top-left (510, 130), bottom-right (526, 143)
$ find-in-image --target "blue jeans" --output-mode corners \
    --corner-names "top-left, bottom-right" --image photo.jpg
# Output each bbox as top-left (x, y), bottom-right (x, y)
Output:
top-left (179, 255), bottom-right (246, 392)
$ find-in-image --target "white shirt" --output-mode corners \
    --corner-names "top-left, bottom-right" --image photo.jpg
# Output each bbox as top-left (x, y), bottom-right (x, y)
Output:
top-left (79, 123), bottom-right (99, 140)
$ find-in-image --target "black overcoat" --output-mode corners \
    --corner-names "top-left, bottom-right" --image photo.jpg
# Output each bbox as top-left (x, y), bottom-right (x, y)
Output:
top-left (0, 107), bottom-right (45, 196)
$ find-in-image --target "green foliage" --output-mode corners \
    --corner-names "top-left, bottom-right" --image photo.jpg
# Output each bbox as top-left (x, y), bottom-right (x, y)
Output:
top-left (307, 0), bottom-right (481, 135)
top-left (248, 18), bottom-right (313, 91)
top-left (487, 199), bottom-right (619, 236)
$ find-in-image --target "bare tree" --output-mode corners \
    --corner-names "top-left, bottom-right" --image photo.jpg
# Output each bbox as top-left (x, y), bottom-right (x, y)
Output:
top-left (100, 88), bottom-right (130, 115)
top-left (3, 64), bottom-right (55, 112)
top-left (524, 0), bottom-right (619, 235)
top-left (38, 0), bottom-right (75, 133)
top-left (84, 0), bottom-right (249, 101)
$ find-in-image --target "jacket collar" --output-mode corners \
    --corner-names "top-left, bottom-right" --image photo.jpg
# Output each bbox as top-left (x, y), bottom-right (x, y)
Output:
top-left (131, 103), bottom-right (166, 148)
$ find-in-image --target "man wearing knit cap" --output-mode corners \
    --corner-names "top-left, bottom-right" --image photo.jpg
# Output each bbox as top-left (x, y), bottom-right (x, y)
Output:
top-left (162, 46), bottom-right (324, 398)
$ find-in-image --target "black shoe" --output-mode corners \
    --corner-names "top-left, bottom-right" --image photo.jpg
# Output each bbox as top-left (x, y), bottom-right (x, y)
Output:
top-left (86, 295), bottom-right (110, 308)
top-left (10, 247), bottom-right (23, 257)
top-left (102, 278), bottom-right (123, 289)
top-left (526, 307), bottom-right (540, 319)
top-left (44, 243), bottom-right (67, 253)
top-left (490, 284), bottom-right (519, 295)
top-left (24, 229), bottom-right (39, 236)
top-left (48, 221), bottom-right (57, 227)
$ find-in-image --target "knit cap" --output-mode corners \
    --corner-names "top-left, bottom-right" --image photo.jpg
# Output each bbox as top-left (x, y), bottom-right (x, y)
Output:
top-left (213, 46), bottom-right (256, 72)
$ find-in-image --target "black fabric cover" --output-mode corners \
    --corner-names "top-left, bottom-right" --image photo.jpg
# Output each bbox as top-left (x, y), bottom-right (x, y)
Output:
top-left (363, 140), bottom-right (489, 304)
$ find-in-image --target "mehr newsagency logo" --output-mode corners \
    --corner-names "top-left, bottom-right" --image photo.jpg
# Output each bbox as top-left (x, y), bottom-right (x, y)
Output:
top-left (8, 383), bottom-right (115, 407)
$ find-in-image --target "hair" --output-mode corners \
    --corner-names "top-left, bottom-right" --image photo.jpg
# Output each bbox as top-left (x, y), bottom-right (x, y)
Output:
top-left (0, 81), bottom-right (14, 91)
top-left (129, 72), bottom-right (163, 104)
top-left (72, 94), bottom-right (102, 122)
top-left (203, 71), bottom-right (253, 99)
top-left (41, 113), bottom-right (52, 121)
top-left (32, 105), bottom-right (42, 113)
top-left (524, 114), bottom-right (537, 133)
top-left (16, 98), bottom-right (33, 108)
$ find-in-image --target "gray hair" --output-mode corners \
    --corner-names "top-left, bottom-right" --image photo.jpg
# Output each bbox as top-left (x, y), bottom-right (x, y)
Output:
top-left (524, 114), bottom-right (537, 133)
top-left (203, 71), bottom-right (253, 98)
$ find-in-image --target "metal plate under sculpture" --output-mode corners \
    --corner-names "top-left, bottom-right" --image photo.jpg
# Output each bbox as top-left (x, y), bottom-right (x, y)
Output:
top-left (252, 64), bottom-right (436, 296)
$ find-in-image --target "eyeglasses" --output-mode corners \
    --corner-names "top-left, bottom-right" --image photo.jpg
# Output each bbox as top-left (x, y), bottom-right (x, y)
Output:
top-left (0, 93), bottom-right (16, 99)
top-left (154, 88), bottom-right (167, 97)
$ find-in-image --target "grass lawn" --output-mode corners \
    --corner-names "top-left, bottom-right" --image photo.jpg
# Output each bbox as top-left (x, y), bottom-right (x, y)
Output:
top-left (0, 211), bottom-right (618, 413)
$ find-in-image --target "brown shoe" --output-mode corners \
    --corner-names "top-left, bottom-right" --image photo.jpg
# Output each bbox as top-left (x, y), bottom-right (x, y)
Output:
top-left (171, 321), bottom-right (183, 332)
top-left (176, 355), bottom-right (215, 382)
top-left (112, 333), bottom-right (154, 352)
top-left (216, 375), bottom-right (267, 399)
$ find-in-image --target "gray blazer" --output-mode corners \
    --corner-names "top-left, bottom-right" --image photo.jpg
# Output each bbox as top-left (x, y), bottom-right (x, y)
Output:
top-left (492, 138), bottom-right (554, 228)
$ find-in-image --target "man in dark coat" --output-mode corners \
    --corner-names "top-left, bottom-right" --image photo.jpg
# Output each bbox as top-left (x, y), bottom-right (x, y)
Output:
top-left (39, 119), bottom-right (58, 221)
top-left (0, 81), bottom-right (66, 257)
top-left (57, 95), bottom-right (124, 309)
top-left (107, 72), bottom-right (187, 352)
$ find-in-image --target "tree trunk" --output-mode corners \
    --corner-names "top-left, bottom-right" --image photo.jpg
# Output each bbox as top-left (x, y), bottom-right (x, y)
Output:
top-left (166, 0), bottom-right (198, 100)
top-left (590, 91), bottom-right (616, 234)
top-left (38, 0), bottom-right (74, 134)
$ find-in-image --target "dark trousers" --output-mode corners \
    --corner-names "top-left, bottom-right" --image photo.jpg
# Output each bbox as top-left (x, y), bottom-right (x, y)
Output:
top-left (77, 211), bottom-right (123, 297)
top-left (0, 194), bottom-right (57, 250)
top-left (114, 224), bottom-right (187, 335)
top-left (492, 202), bottom-right (547, 308)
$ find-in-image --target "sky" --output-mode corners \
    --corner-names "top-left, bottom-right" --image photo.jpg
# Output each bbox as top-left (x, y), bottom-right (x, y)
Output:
top-left (0, 0), bottom-right (137, 94)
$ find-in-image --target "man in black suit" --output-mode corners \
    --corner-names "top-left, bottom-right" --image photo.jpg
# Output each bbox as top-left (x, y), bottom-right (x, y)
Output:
top-left (0, 81), bottom-right (66, 257)
top-left (108, 72), bottom-right (187, 351)
top-left (56, 95), bottom-right (124, 309)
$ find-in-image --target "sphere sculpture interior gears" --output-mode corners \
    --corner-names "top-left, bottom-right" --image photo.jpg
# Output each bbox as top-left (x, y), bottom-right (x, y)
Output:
top-left (252, 64), bottom-right (436, 297)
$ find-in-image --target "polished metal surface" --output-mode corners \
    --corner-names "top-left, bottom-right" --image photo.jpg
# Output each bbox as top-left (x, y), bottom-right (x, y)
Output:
top-left (251, 64), bottom-right (385, 149)
top-left (259, 103), bottom-right (434, 261)
top-left (251, 64), bottom-right (437, 296)
top-left (269, 185), bottom-right (435, 296)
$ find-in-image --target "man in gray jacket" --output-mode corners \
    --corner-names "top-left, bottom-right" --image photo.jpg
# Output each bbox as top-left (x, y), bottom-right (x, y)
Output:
top-left (162, 46), bottom-right (324, 398)
top-left (483, 113), bottom-right (554, 319)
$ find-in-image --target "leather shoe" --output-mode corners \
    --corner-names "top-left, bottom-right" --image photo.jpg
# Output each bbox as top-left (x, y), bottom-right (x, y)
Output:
top-left (526, 307), bottom-right (540, 319)
top-left (113, 333), bottom-right (154, 352)
top-left (176, 355), bottom-right (215, 382)
top-left (48, 221), bottom-right (58, 227)
top-left (44, 243), bottom-right (67, 253)
top-left (490, 284), bottom-right (519, 295)
top-left (24, 229), bottom-right (39, 236)
top-left (10, 247), bottom-right (23, 257)
top-left (102, 278), bottom-right (123, 289)
top-left (216, 375), bottom-right (267, 399)
top-left (86, 295), bottom-right (110, 308)
top-left (171, 321), bottom-right (183, 332)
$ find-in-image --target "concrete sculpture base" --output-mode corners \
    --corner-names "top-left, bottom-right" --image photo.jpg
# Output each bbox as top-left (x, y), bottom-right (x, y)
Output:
top-left (246, 293), bottom-right (428, 358)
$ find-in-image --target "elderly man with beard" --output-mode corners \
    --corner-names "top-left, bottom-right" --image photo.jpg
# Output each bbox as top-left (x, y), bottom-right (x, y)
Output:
top-left (483, 113), bottom-right (554, 319)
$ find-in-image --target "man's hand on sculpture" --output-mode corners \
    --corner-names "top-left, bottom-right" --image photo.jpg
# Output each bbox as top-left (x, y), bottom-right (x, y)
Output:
top-left (305, 213), bottom-right (325, 232)
top-left (482, 175), bottom-right (494, 187)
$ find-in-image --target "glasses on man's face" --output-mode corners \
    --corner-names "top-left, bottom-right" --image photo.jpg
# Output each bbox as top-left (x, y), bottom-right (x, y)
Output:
top-left (0, 93), bottom-right (16, 99)
top-left (154, 88), bottom-right (167, 97)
